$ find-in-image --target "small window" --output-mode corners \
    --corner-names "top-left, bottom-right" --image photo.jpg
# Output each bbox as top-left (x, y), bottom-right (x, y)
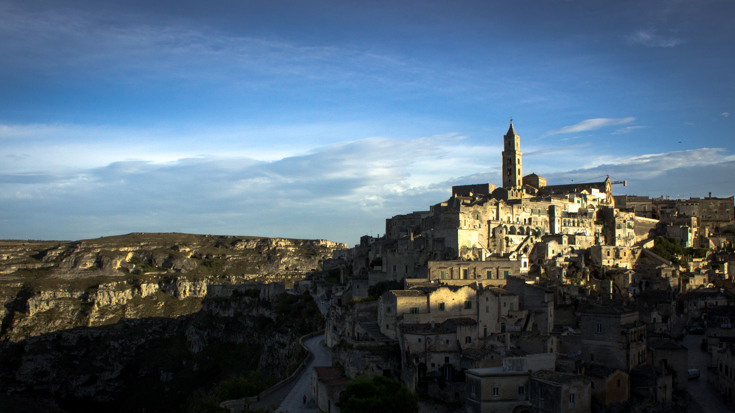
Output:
top-left (510, 303), bottom-right (514, 311)
top-left (462, 269), bottom-right (469, 279)
top-left (386, 306), bottom-right (391, 313)
top-left (440, 270), bottom-right (446, 280)
top-left (439, 302), bottom-right (445, 311)
top-left (487, 270), bottom-right (493, 279)
top-left (418, 338), bottom-right (421, 343)
top-left (465, 301), bottom-right (472, 309)
top-left (404, 265), bottom-right (408, 274)
top-left (410, 307), bottom-right (419, 314)
top-left (486, 305), bottom-right (489, 313)
top-left (445, 356), bottom-right (449, 363)
top-left (518, 386), bottom-right (525, 395)
top-left (465, 336), bottom-right (472, 344)
top-left (503, 270), bottom-right (509, 278)
top-left (617, 379), bottom-right (621, 388)
top-left (596, 323), bottom-right (602, 334)
top-left (492, 387), bottom-right (500, 397)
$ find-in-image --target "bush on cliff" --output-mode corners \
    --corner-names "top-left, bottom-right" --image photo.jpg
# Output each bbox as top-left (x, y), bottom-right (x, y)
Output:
top-left (337, 375), bottom-right (418, 413)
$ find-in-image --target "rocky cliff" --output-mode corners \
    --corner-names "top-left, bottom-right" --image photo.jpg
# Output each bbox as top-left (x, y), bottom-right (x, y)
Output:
top-left (0, 288), bottom-right (324, 412)
top-left (0, 233), bottom-right (345, 341)
top-left (0, 233), bottom-right (343, 412)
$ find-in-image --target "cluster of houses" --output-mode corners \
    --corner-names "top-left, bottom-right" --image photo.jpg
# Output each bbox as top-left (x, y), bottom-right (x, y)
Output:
top-left (303, 122), bottom-right (735, 413)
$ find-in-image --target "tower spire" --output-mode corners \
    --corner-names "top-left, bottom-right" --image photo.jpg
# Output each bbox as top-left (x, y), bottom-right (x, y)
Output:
top-left (502, 119), bottom-right (522, 190)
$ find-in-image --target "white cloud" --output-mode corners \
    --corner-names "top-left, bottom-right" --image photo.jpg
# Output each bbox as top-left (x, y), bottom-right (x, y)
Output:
top-left (627, 30), bottom-right (681, 48)
top-left (542, 117), bottom-right (635, 137)
top-left (612, 126), bottom-right (646, 135)
top-left (723, 112), bottom-right (730, 118)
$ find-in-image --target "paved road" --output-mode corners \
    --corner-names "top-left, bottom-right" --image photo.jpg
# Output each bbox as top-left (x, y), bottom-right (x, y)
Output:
top-left (250, 292), bottom-right (332, 412)
top-left (682, 334), bottom-right (733, 413)
top-left (250, 334), bottom-right (332, 412)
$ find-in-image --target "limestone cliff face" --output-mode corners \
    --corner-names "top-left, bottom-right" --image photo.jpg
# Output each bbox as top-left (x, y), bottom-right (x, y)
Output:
top-left (0, 233), bottom-right (346, 342)
top-left (0, 290), bottom-right (324, 413)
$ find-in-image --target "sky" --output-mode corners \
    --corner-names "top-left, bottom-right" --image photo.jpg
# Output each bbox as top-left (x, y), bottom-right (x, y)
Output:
top-left (1, 0), bottom-right (733, 245)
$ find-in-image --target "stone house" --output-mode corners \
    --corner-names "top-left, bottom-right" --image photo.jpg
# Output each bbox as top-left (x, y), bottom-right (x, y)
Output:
top-left (646, 338), bottom-right (688, 391)
top-left (312, 366), bottom-right (347, 413)
top-left (465, 354), bottom-right (556, 413)
top-left (580, 307), bottom-right (647, 371)
top-left (583, 364), bottom-right (629, 410)
top-left (529, 370), bottom-right (591, 413)
top-left (629, 365), bottom-right (672, 404)
top-left (427, 258), bottom-right (521, 284)
top-left (685, 288), bottom-right (729, 317)
top-left (711, 344), bottom-right (735, 401)
top-left (505, 277), bottom-right (554, 334)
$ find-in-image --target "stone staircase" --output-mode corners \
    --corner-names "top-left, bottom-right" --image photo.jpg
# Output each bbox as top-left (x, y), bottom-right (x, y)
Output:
top-left (360, 321), bottom-right (392, 341)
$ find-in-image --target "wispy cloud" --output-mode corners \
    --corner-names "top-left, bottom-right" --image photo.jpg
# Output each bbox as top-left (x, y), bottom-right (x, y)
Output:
top-left (627, 30), bottom-right (681, 48)
top-left (612, 126), bottom-right (646, 135)
top-left (723, 112), bottom-right (730, 118)
top-left (542, 117), bottom-right (635, 137)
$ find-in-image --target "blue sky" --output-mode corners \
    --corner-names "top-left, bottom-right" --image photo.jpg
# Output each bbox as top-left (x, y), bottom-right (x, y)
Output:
top-left (1, 0), bottom-right (733, 244)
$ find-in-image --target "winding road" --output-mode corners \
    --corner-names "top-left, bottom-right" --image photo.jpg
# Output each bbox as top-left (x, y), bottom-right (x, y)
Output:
top-left (251, 294), bottom-right (333, 412)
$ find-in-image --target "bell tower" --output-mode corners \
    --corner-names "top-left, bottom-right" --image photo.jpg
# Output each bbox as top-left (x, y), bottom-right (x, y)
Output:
top-left (502, 118), bottom-right (522, 189)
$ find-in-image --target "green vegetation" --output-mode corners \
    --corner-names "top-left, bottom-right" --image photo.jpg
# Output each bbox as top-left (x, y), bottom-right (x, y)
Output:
top-left (185, 371), bottom-right (277, 413)
top-left (338, 375), bottom-right (418, 413)
top-left (649, 237), bottom-right (684, 260)
top-left (685, 247), bottom-right (709, 259)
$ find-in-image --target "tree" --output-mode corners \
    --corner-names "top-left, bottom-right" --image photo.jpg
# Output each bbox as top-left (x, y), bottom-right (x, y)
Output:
top-left (338, 376), bottom-right (418, 413)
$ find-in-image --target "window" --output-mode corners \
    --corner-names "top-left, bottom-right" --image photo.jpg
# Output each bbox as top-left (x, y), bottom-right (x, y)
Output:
top-left (518, 386), bottom-right (525, 396)
top-left (404, 265), bottom-right (408, 274)
top-left (465, 301), bottom-right (473, 309)
top-left (445, 356), bottom-right (449, 363)
top-left (392, 264), bottom-right (397, 274)
top-left (465, 336), bottom-right (472, 344)
top-left (487, 270), bottom-right (493, 279)
top-left (503, 270), bottom-right (509, 278)
top-left (386, 306), bottom-right (391, 313)
top-left (510, 303), bottom-right (514, 311)
top-left (569, 393), bottom-right (575, 407)
top-left (462, 269), bottom-right (469, 279)
top-left (418, 338), bottom-right (421, 343)
top-left (617, 379), bottom-right (621, 388)
top-left (486, 305), bottom-right (489, 313)
top-left (409, 307), bottom-right (419, 314)
top-left (492, 387), bottom-right (500, 397)
top-left (596, 323), bottom-right (602, 333)
top-left (441, 270), bottom-right (446, 280)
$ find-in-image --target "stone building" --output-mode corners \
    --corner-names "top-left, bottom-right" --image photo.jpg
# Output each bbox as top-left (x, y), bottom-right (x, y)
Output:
top-left (580, 307), bottom-right (647, 371)
top-left (312, 366), bottom-right (347, 413)
top-left (711, 344), bottom-right (735, 401)
top-left (646, 338), bottom-right (688, 392)
top-left (583, 364), bottom-right (629, 410)
top-left (529, 370), bottom-right (591, 413)
top-left (465, 354), bottom-right (556, 413)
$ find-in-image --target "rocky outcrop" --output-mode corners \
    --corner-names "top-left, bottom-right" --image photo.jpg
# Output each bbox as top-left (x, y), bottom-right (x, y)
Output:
top-left (0, 233), bottom-right (346, 342)
top-left (0, 289), bottom-right (325, 413)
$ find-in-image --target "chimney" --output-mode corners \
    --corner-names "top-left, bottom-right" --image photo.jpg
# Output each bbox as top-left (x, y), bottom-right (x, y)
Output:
top-left (709, 192), bottom-right (712, 198)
